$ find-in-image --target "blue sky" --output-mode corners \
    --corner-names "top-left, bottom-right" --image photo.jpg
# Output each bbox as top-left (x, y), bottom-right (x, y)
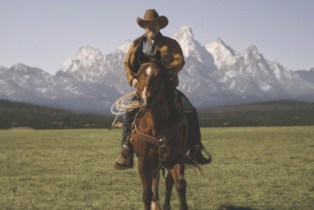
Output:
top-left (0, 0), bottom-right (313, 74)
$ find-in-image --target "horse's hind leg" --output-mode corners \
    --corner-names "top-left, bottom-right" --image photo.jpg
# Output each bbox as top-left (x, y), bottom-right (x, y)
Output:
top-left (163, 172), bottom-right (174, 210)
top-left (170, 163), bottom-right (188, 210)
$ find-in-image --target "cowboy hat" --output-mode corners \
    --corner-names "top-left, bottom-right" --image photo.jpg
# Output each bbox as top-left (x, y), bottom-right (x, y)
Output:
top-left (136, 9), bottom-right (168, 29)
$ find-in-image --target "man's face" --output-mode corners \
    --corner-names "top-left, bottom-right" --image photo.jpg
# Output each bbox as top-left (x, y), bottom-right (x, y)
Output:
top-left (144, 21), bottom-right (160, 41)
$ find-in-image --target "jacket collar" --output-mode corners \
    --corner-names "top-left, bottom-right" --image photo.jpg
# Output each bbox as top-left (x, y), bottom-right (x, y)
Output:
top-left (143, 32), bottom-right (163, 45)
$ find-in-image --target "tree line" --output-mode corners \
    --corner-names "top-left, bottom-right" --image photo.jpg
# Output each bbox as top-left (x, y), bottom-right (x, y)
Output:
top-left (1, 99), bottom-right (314, 129)
top-left (0, 100), bottom-right (114, 129)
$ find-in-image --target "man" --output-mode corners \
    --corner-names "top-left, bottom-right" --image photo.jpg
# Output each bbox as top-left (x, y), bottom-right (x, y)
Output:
top-left (113, 9), bottom-right (211, 169)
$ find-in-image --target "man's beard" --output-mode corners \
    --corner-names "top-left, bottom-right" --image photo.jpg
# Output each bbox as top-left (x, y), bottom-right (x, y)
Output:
top-left (146, 31), bottom-right (158, 40)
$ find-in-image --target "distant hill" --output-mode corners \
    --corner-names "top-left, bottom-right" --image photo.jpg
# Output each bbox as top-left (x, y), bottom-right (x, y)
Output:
top-left (198, 100), bottom-right (314, 127)
top-left (0, 99), bottom-right (113, 129)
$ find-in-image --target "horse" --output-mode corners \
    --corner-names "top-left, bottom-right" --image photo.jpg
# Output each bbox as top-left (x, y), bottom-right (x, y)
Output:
top-left (130, 62), bottom-right (190, 210)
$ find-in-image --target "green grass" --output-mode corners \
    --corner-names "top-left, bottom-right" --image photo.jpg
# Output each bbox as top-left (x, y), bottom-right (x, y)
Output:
top-left (0, 127), bottom-right (313, 210)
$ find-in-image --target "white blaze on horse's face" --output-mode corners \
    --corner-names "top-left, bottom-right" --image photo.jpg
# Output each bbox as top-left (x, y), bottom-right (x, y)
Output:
top-left (146, 66), bottom-right (152, 77)
top-left (142, 86), bottom-right (147, 102)
top-left (141, 66), bottom-right (153, 109)
top-left (143, 66), bottom-right (153, 102)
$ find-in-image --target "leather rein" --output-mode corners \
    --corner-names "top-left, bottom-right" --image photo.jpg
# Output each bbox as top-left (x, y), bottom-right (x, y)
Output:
top-left (131, 108), bottom-right (187, 176)
top-left (132, 111), bottom-right (186, 147)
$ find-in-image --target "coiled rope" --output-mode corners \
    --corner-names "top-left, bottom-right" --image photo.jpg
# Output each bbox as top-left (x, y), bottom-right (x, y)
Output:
top-left (110, 90), bottom-right (140, 127)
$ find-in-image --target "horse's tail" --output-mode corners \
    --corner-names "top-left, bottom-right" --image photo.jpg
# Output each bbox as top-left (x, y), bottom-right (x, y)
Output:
top-left (184, 155), bottom-right (203, 173)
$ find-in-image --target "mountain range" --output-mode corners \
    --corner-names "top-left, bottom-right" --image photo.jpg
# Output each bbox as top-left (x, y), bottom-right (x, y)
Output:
top-left (1, 26), bottom-right (313, 115)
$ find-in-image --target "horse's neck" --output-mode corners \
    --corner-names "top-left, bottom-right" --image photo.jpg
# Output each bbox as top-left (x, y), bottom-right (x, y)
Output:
top-left (147, 98), bottom-right (180, 137)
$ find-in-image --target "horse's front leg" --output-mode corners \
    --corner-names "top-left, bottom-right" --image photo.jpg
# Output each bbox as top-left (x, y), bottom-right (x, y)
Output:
top-left (138, 158), bottom-right (153, 210)
top-left (163, 171), bottom-right (174, 210)
top-left (151, 169), bottom-right (161, 210)
top-left (170, 162), bottom-right (188, 210)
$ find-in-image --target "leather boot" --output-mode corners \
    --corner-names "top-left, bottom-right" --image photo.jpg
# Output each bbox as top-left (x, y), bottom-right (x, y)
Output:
top-left (189, 143), bottom-right (212, 165)
top-left (113, 140), bottom-right (134, 170)
top-left (186, 109), bottom-right (212, 165)
top-left (113, 107), bottom-right (137, 170)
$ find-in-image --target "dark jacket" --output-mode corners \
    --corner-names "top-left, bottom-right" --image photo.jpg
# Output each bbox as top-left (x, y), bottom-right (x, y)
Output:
top-left (124, 33), bottom-right (185, 87)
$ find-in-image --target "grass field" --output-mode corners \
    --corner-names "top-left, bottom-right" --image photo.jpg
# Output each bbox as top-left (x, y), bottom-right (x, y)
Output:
top-left (0, 127), bottom-right (313, 210)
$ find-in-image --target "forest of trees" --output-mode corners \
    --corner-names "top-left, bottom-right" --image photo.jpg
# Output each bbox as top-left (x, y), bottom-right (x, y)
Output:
top-left (0, 100), bottom-right (114, 129)
top-left (198, 100), bottom-right (314, 127)
top-left (1, 99), bottom-right (314, 129)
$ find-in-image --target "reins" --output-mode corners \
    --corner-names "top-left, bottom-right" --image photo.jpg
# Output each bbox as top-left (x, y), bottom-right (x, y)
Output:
top-left (132, 115), bottom-right (186, 147)
top-left (131, 110), bottom-right (187, 177)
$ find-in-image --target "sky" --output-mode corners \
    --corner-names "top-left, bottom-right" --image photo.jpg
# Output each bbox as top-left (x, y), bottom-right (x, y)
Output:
top-left (0, 0), bottom-right (313, 74)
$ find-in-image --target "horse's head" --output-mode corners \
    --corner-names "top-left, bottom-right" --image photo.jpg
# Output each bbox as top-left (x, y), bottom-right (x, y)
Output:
top-left (136, 63), bottom-right (165, 111)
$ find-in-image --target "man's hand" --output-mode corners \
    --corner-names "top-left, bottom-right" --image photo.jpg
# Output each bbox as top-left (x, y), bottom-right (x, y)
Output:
top-left (131, 78), bottom-right (138, 87)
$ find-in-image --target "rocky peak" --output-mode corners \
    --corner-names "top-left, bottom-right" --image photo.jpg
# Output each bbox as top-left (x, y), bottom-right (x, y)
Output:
top-left (205, 38), bottom-right (238, 69)
top-left (245, 45), bottom-right (261, 58)
top-left (173, 26), bottom-right (215, 68)
top-left (75, 45), bottom-right (103, 61)
top-left (173, 26), bottom-right (198, 57)
top-left (61, 45), bottom-right (105, 72)
top-left (0, 65), bottom-right (8, 72)
top-left (175, 26), bottom-right (194, 39)
top-left (206, 38), bottom-right (236, 56)
top-left (9, 63), bottom-right (49, 76)
top-left (116, 40), bottom-right (132, 53)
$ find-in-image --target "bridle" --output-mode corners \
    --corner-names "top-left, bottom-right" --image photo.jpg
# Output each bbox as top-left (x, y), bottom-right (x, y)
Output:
top-left (137, 65), bottom-right (166, 111)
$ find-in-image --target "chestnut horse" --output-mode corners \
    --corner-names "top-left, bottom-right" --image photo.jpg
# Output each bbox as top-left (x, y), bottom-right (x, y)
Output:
top-left (130, 63), bottom-right (190, 210)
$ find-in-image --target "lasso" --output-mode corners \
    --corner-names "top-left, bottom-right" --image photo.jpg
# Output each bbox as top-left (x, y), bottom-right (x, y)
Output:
top-left (110, 90), bottom-right (140, 127)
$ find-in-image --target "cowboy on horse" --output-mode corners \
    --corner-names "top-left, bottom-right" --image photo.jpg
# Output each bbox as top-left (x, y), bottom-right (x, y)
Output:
top-left (113, 9), bottom-right (211, 169)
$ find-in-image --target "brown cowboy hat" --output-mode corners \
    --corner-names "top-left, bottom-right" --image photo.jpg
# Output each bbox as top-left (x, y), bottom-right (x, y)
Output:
top-left (136, 9), bottom-right (168, 29)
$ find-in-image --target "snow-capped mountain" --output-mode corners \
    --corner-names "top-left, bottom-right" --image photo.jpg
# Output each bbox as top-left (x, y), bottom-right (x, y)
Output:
top-left (296, 68), bottom-right (314, 84)
top-left (57, 43), bottom-right (132, 94)
top-left (205, 40), bottom-right (314, 103)
top-left (0, 63), bottom-right (114, 113)
top-left (1, 26), bottom-right (313, 114)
